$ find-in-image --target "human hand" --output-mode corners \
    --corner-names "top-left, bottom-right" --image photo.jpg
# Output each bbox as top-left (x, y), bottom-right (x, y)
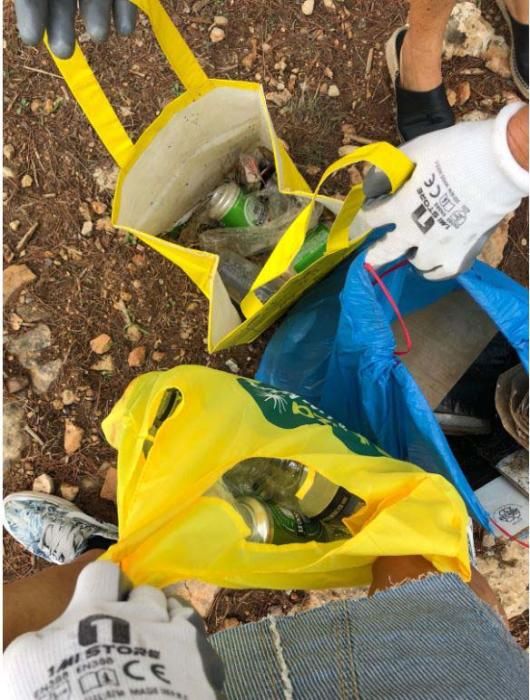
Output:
top-left (4, 561), bottom-right (224, 699)
top-left (14, 0), bottom-right (138, 59)
top-left (354, 102), bottom-right (528, 281)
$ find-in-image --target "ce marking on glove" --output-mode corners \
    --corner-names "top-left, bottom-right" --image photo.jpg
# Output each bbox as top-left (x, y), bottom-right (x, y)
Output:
top-left (423, 174), bottom-right (441, 198)
top-left (123, 660), bottom-right (171, 685)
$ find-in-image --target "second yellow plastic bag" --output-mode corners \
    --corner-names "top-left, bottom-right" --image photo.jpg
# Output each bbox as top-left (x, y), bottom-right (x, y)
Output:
top-left (101, 365), bottom-right (471, 590)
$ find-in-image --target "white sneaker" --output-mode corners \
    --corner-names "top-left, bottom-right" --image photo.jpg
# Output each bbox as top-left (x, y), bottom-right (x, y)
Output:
top-left (3, 491), bottom-right (118, 565)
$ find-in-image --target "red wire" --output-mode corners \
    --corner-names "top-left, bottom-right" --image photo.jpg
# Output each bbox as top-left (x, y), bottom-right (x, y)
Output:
top-left (490, 518), bottom-right (529, 549)
top-left (364, 262), bottom-right (412, 356)
top-left (378, 258), bottom-right (409, 280)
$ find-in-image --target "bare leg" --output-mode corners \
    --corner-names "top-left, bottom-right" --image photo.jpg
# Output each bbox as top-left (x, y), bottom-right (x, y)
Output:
top-left (369, 556), bottom-right (508, 625)
top-left (3, 549), bottom-right (103, 650)
top-left (506, 0), bottom-right (529, 24)
top-left (400, 0), bottom-right (456, 91)
top-left (507, 104), bottom-right (529, 169)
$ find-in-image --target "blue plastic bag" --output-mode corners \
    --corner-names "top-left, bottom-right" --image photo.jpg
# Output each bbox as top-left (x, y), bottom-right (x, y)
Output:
top-left (257, 251), bottom-right (529, 528)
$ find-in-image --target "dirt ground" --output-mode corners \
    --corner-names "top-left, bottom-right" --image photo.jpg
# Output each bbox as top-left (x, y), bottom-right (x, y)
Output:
top-left (3, 0), bottom-right (528, 644)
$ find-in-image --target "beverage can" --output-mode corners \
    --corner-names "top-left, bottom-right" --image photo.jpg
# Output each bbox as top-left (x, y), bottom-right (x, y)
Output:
top-left (208, 183), bottom-right (267, 228)
top-left (237, 496), bottom-right (326, 544)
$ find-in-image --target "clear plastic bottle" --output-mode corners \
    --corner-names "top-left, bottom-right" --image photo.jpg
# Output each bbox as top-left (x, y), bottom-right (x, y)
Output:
top-left (217, 248), bottom-right (279, 304)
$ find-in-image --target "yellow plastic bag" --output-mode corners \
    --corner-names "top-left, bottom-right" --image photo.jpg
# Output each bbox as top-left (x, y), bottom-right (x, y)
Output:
top-left (101, 365), bottom-right (471, 590)
top-left (47, 0), bottom-right (414, 351)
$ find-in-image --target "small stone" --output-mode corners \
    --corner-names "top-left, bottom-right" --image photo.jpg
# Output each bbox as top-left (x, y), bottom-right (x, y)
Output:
top-left (43, 98), bottom-right (54, 114)
top-left (90, 355), bottom-right (114, 373)
top-left (220, 617), bottom-right (240, 630)
top-left (348, 165), bottom-right (363, 185)
top-left (323, 0), bottom-right (335, 8)
top-left (33, 473), bottom-right (54, 495)
top-left (9, 312), bottom-right (23, 331)
top-left (152, 351), bottom-right (166, 362)
top-left (502, 90), bottom-right (520, 104)
top-left (482, 533), bottom-right (496, 549)
top-left (456, 81), bottom-right (471, 105)
top-left (4, 265), bottom-right (37, 305)
top-left (91, 200), bottom-right (107, 215)
top-left (100, 467), bottom-right (118, 502)
top-left (225, 358), bottom-right (240, 373)
top-left (265, 89), bottom-right (292, 107)
top-left (484, 40), bottom-right (511, 78)
top-left (30, 99), bottom-right (42, 113)
top-left (79, 202), bottom-right (92, 221)
top-left (478, 212), bottom-right (514, 268)
top-left (164, 580), bottom-right (219, 618)
top-left (93, 165), bottom-right (119, 192)
top-left (210, 27), bottom-right (225, 42)
top-left (30, 359), bottom-right (63, 394)
top-left (7, 325), bottom-right (51, 362)
top-left (6, 376), bottom-right (29, 394)
top-left (81, 220), bottom-right (94, 237)
top-left (16, 301), bottom-right (48, 323)
top-left (214, 15), bottom-right (228, 26)
top-left (305, 165), bottom-right (321, 176)
top-left (3, 144), bottom-right (15, 160)
top-left (3, 166), bottom-right (15, 179)
top-left (95, 217), bottom-right (115, 233)
top-left (20, 174), bottom-right (33, 188)
top-left (338, 145), bottom-right (356, 157)
top-left (4, 402), bottom-right (29, 465)
top-left (126, 324), bottom-right (143, 343)
top-left (60, 483), bottom-right (79, 501)
top-left (9, 220), bottom-right (21, 232)
top-left (301, 0), bottom-right (314, 16)
top-left (128, 346), bottom-right (146, 367)
top-left (64, 420), bottom-right (84, 455)
top-left (460, 110), bottom-right (489, 122)
top-left (443, 3), bottom-right (499, 60)
top-left (80, 475), bottom-right (100, 493)
top-left (446, 88), bottom-right (457, 107)
top-left (328, 84), bottom-right (340, 97)
top-left (61, 389), bottom-right (78, 406)
top-left (90, 333), bottom-right (113, 354)
top-left (324, 67), bottom-right (334, 79)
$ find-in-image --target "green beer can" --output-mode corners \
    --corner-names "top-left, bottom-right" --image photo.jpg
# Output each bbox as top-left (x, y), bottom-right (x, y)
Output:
top-left (237, 496), bottom-right (326, 544)
top-left (209, 182), bottom-right (267, 228)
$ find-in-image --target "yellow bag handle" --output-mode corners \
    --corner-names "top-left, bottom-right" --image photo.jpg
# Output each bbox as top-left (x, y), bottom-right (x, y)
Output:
top-left (318, 142), bottom-right (415, 251)
top-left (241, 142), bottom-right (414, 316)
top-left (46, 0), bottom-right (209, 168)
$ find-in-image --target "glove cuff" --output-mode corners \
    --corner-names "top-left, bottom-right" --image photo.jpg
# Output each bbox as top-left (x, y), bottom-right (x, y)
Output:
top-left (493, 102), bottom-right (529, 195)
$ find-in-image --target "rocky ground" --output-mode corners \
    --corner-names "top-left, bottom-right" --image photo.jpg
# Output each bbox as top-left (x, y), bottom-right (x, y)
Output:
top-left (3, 0), bottom-right (528, 645)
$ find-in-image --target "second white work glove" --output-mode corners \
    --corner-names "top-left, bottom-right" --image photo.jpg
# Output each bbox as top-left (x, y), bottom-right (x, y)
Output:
top-left (4, 561), bottom-right (224, 699)
top-left (355, 102), bottom-right (528, 280)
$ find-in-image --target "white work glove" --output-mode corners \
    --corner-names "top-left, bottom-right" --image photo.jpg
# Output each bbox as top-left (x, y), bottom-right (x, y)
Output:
top-left (4, 561), bottom-right (224, 699)
top-left (355, 102), bottom-right (528, 280)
